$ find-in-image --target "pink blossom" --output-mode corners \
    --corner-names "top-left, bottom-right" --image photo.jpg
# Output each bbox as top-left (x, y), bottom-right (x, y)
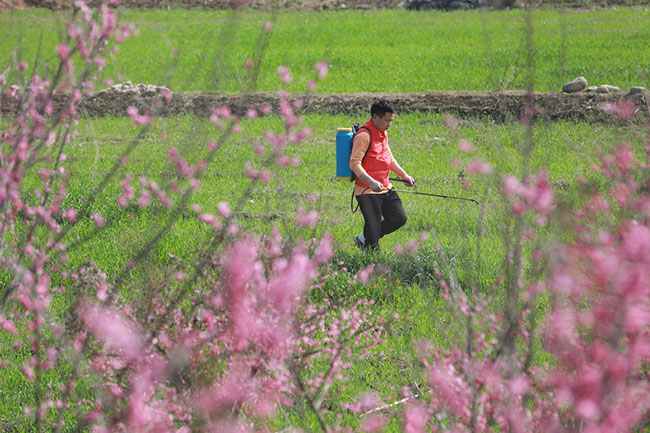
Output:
top-left (94, 57), bottom-right (106, 71)
top-left (126, 106), bottom-right (153, 125)
top-left (284, 115), bottom-right (301, 130)
top-left (458, 139), bottom-right (472, 152)
top-left (22, 364), bottom-right (35, 381)
top-left (57, 44), bottom-right (70, 62)
top-left (357, 264), bottom-right (375, 285)
top-left (92, 213), bottom-right (105, 227)
top-left (361, 413), bottom-right (386, 433)
top-left (508, 375), bottom-right (530, 395)
top-left (296, 207), bottom-right (318, 227)
top-left (467, 160), bottom-right (493, 175)
top-left (427, 364), bottom-right (471, 422)
top-left (276, 66), bottom-right (293, 84)
top-left (199, 213), bottom-right (222, 229)
top-left (0, 317), bottom-right (18, 335)
top-left (265, 131), bottom-right (287, 147)
top-left (613, 182), bottom-right (630, 207)
top-left (158, 87), bottom-right (171, 101)
top-left (213, 106), bottom-right (231, 119)
top-left (587, 193), bottom-right (609, 213)
top-left (79, 302), bottom-right (142, 362)
top-left (223, 239), bottom-right (263, 348)
top-left (108, 383), bottom-right (124, 398)
top-left (218, 201), bottom-right (231, 218)
top-left (314, 234), bottom-right (333, 263)
top-left (65, 208), bottom-right (77, 223)
top-left (137, 189), bottom-right (151, 207)
top-left (96, 285), bottom-right (107, 301)
top-left (266, 251), bottom-right (317, 313)
top-left (443, 114), bottom-right (459, 128)
top-left (533, 173), bottom-right (555, 213)
top-left (603, 100), bottom-right (638, 120)
top-left (520, 105), bottom-right (535, 125)
top-left (315, 60), bottom-right (329, 80)
top-left (575, 398), bottom-right (600, 421)
top-left (263, 21), bottom-right (273, 32)
top-left (403, 405), bottom-right (429, 433)
top-left (347, 392), bottom-right (384, 413)
top-left (615, 146), bottom-right (634, 172)
top-left (101, 7), bottom-right (117, 34)
top-left (154, 191), bottom-right (170, 207)
top-left (244, 162), bottom-right (259, 179)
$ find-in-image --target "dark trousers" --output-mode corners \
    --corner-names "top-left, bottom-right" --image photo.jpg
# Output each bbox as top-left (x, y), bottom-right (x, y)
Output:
top-left (356, 189), bottom-right (407, 250)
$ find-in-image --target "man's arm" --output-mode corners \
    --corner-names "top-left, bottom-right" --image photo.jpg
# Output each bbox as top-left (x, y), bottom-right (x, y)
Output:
top-left (388, 148), bottom-right (415, 187)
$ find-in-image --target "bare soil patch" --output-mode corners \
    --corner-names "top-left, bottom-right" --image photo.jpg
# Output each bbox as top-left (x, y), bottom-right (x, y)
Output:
top-left (0, 0), bottom-right (29, 11)
top-left (2, 90), bottom-right (648, 122)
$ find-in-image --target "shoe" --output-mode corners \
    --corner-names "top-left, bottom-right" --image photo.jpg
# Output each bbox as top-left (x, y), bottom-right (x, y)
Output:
top-left (353, 233), bottom-right (365, 249)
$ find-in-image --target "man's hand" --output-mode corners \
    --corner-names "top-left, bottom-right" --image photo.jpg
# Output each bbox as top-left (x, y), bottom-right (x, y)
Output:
top-left (402, 174), bottom-right (415, 187)
top-left (369, 179), bottom-right (384, 192)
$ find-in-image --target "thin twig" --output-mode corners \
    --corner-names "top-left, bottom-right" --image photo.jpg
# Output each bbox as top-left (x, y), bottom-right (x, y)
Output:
top-left (364, 387), bottom-right (431, 415)
top-left (365, 396), bottom-right (414, 415)
top-left (291, 365), bottom-right (329, 433)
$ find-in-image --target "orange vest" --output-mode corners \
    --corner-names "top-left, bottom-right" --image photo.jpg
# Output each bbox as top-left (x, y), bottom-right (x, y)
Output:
top-left (354, 119), bottom-right (392, 189)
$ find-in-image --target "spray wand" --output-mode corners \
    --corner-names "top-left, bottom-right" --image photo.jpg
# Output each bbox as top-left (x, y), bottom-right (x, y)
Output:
top-left (388, 178), bottom-right (480, 206)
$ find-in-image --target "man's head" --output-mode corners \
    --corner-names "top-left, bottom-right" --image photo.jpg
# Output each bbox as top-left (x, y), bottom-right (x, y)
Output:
top-left (370, 100), bottom-right (395, 132)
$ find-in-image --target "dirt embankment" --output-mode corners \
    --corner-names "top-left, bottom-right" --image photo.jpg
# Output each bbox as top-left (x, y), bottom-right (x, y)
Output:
top-left (2, 89), bottom-right (648, 122)
top-left (4, 0), bottom-right (649, 11)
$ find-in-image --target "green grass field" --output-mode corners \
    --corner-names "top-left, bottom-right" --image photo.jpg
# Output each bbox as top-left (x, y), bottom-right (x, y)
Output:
top-left (59, 113), bottom-right (644, 280)
top-left (1, 7), bottom-right (649, 93)
top-left (4, 110), bottom-right (645, 431)
top-left (1, 5), bottom-right (650, 432)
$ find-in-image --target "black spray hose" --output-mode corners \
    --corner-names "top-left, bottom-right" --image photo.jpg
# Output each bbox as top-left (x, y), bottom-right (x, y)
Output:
top-left (388, 178), bottom-right (480, 206)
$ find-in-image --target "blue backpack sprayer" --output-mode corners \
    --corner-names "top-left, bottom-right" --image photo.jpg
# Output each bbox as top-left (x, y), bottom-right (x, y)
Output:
top-left (335, 124), bottom-right (480, 208)
top-left (335, 126), bottom-right (356, 181)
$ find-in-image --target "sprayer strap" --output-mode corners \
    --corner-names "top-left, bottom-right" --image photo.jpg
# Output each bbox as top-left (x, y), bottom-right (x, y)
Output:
top-left (349, 125), bottom-right (372, 213)
top-left (350, 126), bottom-right (372, 182)
top-left (350, 187), bottom-right (372, 213)
top-left (356, 126), bottom-right (372, 162)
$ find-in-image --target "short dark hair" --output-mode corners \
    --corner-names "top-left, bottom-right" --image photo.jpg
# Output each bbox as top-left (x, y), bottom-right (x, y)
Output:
top-left (370, 100), bottom-right (395, 118)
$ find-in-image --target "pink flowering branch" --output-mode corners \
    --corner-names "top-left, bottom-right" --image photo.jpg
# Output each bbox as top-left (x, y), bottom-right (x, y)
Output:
top-left (407, 84), bottom-right (650, 433)
top-left (4, 7), bottom-right (392, 431)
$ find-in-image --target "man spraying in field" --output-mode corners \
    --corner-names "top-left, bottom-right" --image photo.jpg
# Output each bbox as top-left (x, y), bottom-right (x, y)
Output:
top-left (350, 100), bottom-right (415, 250)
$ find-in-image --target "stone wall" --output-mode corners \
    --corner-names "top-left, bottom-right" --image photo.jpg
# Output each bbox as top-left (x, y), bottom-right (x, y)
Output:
top-left (20, 0), bottom-right (650, 10)
top-left (23, 0), bottom-right (404, 10)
